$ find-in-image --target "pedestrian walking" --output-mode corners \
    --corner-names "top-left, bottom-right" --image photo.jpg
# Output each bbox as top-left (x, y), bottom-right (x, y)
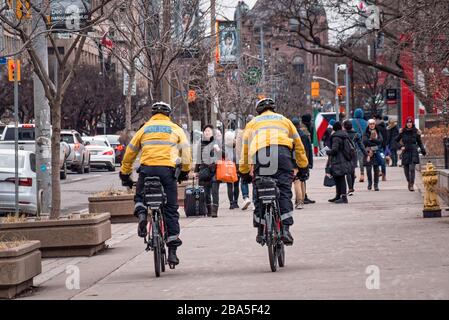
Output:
top-left (326, 122), bottom-right (352, 204)
top-left (224, 130), bottom-right (240, 209)
top-left (195, 125), bottom-right (221, 218)
top-left (376, 114), bottom-right (388, 181)
top-left (395, 117), bottom-right (427, 191)
top-left (351, 108), bottom-right (368, 182)
top-left (301, 114), bottom-right (316, 204)
top-left (343, 120), bottom-right (367, 196)
top-left (363, 119), bottom-right (383, 191)
top-left (387, 119), bottom-right (400, 167)
top-left (322, 119), bottom-right (335, 149)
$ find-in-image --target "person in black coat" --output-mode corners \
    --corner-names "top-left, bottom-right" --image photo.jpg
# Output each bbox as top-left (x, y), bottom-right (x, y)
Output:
top-left (395, 117), bottom-right (427, 191)
top-left (194, 125), bottom-right (221, 217)
top-left (376, 115), bottom-right (388, 180)
top-left (343, 120), bottom-right (367, 195)
top-left (363, 119), bottom-right (383, 191)
top-left (386, 119), bottom-right (400, 167)
top-left (326, 122), bottom-right (352, 204)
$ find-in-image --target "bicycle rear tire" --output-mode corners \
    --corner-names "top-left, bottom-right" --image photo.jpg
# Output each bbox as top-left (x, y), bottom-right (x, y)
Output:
top-left (266, 212), bottom-right (278, 272)
top-left (153, 223), bottom-right (161, 278)
top-left (161, 246), bottom-right (166, 273)
top-left (277, 243), bottom-right (285, 267)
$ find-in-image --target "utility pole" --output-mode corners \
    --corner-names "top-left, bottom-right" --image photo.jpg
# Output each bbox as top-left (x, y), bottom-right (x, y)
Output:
top-left (210, 0), bottom-right (217, 127)
top-left (345, 65), bottom-right (350, 117)
top-left (33, 0), bottom-right (52, 214)
top-left (334, 63), bottom-right (340, 122)
top-left (236, 2), bottom-right (243, 128)
top-left (260, 22), bottom-right (265, 93)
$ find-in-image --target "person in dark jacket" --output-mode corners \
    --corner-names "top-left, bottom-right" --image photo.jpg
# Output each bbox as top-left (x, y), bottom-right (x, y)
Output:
top-left (351, 108), bottom-right (368, 182)
top-left (386, 119), bottom-right (400, 167)
top-left (300, 115), bottom-right (316, 204)
top-left (322, 119), bottom-right (335, 149)
top-left (195, 125), bottom-right (221, 217)
top-left (326, 122), bottom-right (352, 204)
top-left (376, 114), bottom-right (388, 181)
top-left (395, 117), bottom-right (427, 191)
top-left (343, 120), bottom-right (367, 195)
top-left (363, 119), bottom-right (383, 191)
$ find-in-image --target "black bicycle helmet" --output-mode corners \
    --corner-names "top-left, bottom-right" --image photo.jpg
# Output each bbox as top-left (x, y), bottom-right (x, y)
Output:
top-left (255, 98), bottom-right (276, 115)
top-left (151, 101), bottom-right (172, 116)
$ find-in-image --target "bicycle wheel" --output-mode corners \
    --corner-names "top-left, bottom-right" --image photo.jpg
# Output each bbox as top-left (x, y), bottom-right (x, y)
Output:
top-left (152, 220), bottom-right (161, 278)
top-left (266, 211), bottom-right (278, 272)
top-left (277, 242), bottom-right (285, 267)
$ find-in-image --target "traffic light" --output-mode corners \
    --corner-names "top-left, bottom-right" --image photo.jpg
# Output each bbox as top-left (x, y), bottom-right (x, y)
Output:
top-left (337, 86), bottom-right (345, 98)
top-left (8, 59), bottom-right (21, 82)
top-left (6, 0), bottom-right (31, 20)
top-left (311, 81), bottom-right (320, 98)
top-left (188, 90), bottom-right (196, 103)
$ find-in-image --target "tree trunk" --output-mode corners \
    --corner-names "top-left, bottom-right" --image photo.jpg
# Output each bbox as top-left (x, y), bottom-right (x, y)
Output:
top-left (50, 99), bottom-right (62, 219)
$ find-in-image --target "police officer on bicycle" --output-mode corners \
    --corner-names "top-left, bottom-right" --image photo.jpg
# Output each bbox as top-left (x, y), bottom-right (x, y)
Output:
top-left (119, 102), bottom-right (192, 266)
top-left (239, 98), bottom-right (309, 246)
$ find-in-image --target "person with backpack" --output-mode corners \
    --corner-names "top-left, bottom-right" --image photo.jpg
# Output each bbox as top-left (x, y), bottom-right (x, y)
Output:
top-left (351, 108), bottom-right (368, 182)
top-left (343, 120), bottom-right (367, 196)
top-left (363, 119), bottom-right (383, 191)
top-left (376, 115), bottom-right (389, 181)
top-left (326, 122), bottom-right (353, 204)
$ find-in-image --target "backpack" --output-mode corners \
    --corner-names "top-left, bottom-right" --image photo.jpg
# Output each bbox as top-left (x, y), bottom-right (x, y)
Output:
top-left (342, 136), bottom-right (357, 161)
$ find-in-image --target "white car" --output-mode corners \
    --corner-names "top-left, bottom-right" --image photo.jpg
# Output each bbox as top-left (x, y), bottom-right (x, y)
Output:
top-left (83, 136), bottom-right (116, 171)
top-left (0, 149), bottom-right (37, 215)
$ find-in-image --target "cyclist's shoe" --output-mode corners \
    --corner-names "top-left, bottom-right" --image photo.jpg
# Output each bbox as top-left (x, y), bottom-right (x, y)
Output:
top-left (256, 226), bottom-right (264, 245)
top-left (167, 247), bottom-right (179, 265)
top-left (281, 225), bottom-right (294, 246)
top-left (137, 213), bottom-right (148, 238)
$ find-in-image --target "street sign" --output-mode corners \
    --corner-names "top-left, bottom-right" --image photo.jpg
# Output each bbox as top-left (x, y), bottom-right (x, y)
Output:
top-left (123, 71), bottom-right (136, 96)
top-left (244, 67), bottom-right (261, 85)
top-left (207, 62), bottom-right (215, 77)
top-left (0, 57), bottom-right (6, 65)
top-left (386, 89), bottom-right (398, 104)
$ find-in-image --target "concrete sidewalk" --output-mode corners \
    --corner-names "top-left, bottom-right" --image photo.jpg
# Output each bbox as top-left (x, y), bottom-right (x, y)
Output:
top-left (20, 158), bottom-right (449, 300)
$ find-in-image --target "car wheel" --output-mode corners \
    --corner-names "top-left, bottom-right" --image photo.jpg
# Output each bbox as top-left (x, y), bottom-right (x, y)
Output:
top-left (77, 157), bottom-right (84, 174)
top-left (108, 163), bottom-right (116, 172)
top-left (84, 156), bottom-right (91, 174)
top-left (60, 162), bottom-right (67, 180)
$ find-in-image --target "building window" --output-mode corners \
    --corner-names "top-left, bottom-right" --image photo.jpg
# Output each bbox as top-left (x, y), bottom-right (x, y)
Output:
top-left (292, 56), bottom-right (305, 74)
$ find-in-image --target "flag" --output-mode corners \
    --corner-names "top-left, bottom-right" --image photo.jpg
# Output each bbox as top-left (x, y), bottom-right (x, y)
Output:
top-left (312, 108), bottom-right (319, 155)
top-left (101, 33), bottom-right (113, 49)
top-left (314, 112), bottom-right (336, 144)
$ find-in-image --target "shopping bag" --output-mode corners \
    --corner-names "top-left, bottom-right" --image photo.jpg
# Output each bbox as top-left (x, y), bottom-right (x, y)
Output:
top-left (216, 160), bottom-right (238, 183)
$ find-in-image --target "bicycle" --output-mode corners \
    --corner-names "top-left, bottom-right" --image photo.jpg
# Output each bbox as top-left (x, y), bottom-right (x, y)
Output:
top-left (254, 176), bottom-right (285, 272)
top-left (142, 176), bottom-right (176, 277)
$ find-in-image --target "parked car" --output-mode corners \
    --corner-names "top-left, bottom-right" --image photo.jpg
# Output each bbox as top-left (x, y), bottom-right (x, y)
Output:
top-left (61, 130), bottom-right (91, 174)
top-left (0, 123), bottom-right (6, 140)
top-left (95, 135), bottom-right (124, 164)
top-left (82, 136), bottom-right (116, 171)
top-left (0, 149), bottom-right (37, 215)
top-left (0, 124), bottom-right (70, 179)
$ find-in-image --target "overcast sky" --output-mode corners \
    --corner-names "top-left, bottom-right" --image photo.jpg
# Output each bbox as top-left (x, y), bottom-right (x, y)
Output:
top-left (216, 0), bottom-right (257, 20)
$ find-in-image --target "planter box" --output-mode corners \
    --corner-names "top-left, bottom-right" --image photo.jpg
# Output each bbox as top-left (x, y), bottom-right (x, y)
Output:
top-left (437, 169), bottom-right (449, 206)
top-left (0, 213), bottom-right (111, 258)
top-left (418, 156), bottom-right (445, 172)
top-left (0, 241), bottom-right (41, 299)
top-left (89, 195), bottom-right (136, 223)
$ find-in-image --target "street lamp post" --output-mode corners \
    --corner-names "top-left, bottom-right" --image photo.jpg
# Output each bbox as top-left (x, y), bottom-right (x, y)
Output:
top-left (335, 64), bottom-right (340, 122)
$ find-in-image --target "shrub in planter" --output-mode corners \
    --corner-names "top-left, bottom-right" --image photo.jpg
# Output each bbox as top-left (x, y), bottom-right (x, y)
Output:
top-left (0, 213), bottom-right (111, 258)
top-left (89, 189), bottom-right (136, 223)
top-left (0, 240), bottom-right (42, 299)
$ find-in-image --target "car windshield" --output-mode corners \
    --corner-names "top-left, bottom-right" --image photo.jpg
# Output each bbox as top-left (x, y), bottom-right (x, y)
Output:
top-left (0, 154), bottom-right (25, 169)
top-left (3, 127), bottom-right (35, 141)
top-left (61, 134), bottom-right (75, 144)
top-left (89, 140), bottom-right (109, 147)
top-left (104, 136), bottom-right (119, 145)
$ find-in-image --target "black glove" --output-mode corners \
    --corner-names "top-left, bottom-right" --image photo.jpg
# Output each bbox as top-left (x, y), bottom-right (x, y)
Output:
top-left (119, 172), bottom-right (134, 188)
top-left (178, 171), bottom-right (189, 184)
top-left (421, 149), bottom-right (427, 156)
top-left (297, 167), bottom-right (309, 182)
top-left (241, 173), bottom-right (253, 184)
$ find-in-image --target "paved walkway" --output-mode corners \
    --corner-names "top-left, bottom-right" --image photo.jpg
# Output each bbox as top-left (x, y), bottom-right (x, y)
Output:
top-left (20, 158), bottom-right (449, 300)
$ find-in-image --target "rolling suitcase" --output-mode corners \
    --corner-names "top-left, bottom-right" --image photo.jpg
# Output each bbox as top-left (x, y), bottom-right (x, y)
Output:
top-left (184, 178), bottom-right (207, 217)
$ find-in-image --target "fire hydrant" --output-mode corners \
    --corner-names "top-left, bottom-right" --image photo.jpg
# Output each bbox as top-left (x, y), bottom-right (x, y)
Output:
top-left (421, 162), bottom-right (442, 218)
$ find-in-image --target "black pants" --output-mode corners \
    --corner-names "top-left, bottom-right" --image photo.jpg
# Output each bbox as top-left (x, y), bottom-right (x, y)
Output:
top-left (346, 170), bottom-right (355, 191)
top-left (202, 178), bottom-right (220, 207)
top-left (227, 180), bottom-right (240, 205)
top-left (335, 175), bottom-right (347, 197)
top-left (134, 166), bottom-right (181, 248)
top-left (403, 164), bottom-right (416, 184)
top-left (366, 165), bottom-right (380, 188)
top-left (391, 149), bottom-right (398, 166)
top-left (253, 146), bottom-right (295, 228)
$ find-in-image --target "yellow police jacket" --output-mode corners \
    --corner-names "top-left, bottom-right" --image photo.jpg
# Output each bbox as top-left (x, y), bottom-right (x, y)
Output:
top-left (239, 110), bottom-right (308, 174)
top-left (120, 114), bottom-right (192, 174)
